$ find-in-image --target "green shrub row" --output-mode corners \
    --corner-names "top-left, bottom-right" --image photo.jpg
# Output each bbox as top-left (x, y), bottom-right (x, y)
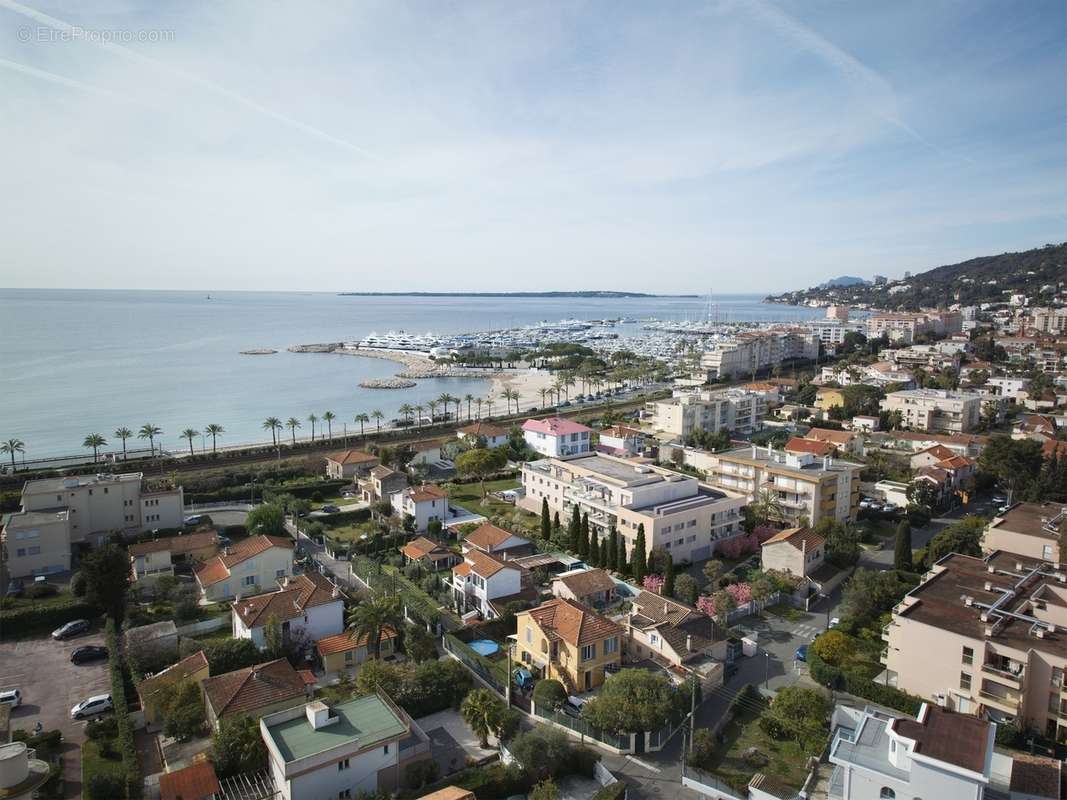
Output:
top-left (807, 648), bottom-right (922, 716)
top-left (317, 507), bottom-right (372, 526)
top-left (0, 601), bottom-right (99, 639)
top-left (104, 620), bottom-right (142, 799)
top-left (591, 781), bottom-right (627, 800)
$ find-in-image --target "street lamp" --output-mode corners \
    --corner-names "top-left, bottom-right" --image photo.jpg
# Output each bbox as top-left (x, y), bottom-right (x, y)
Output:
top-left (764, 651), bottom-right (770, 689)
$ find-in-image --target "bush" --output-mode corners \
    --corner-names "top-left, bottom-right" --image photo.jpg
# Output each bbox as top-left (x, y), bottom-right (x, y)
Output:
top-left (25, 582), bottom-right (59, 599)
top-left (533, 679), bottom-right (567, 709)
top-left (404, 758), bottom-right (440, 790)
top-left (87, 772), bottom-right (126, 800)
top-left (105, 619), bottom-right (143, 798)
top-left (508, 726), bottom-right (598, 782)
top-left (71, 572), bottom-right (87, 597)
top-left (807, 647), bottom-right (922, 716)
top-left (0, 601), bottom-right (99, 639)
top-left (86, 718), bottom-right (118, 740)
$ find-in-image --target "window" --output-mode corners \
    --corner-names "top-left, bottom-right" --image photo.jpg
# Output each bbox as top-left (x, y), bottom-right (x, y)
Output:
top-left (581, 644), bottom-right (595, 662)
top-left (275, 569), bottom-right (286, 578)
top-left (962, 646), bottom-right (973, 666)
top-left (28, 546), bottom-right (40, 555)
top-left (339, 791), bottom-right (351, 799)
top-left (338, 758), bottom-right (350, 771)
top-left (1043, 544), bottom-right (1054, 561)
top-left (383, 743), bottom-right (389, 754)
top-left (879, 790), bottom-right (895, 800)
top-left (525, 628), bottom-right (532, 644)
top-left (344, 651), bottom-right (353, 663)
top-left (960, 672), bottom-right (971, 691)
top-left (603, 637), bottom-right (618, 655)
top-left (243, 575), bottom-right (256, 586)
top-left (649, 634), bottom-right (659, 647)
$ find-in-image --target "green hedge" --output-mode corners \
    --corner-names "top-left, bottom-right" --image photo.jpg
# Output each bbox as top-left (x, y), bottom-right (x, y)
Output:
top-left (317, 507), bottom-right (372, 526)
top-left (104, 620), bottom-right (142, 799)
top-left (807, 649), bottom-right (922, 716)
top-left (0, 601), bottom-right (99, 639)
top-left (592, 781), bottom-right (627, 800)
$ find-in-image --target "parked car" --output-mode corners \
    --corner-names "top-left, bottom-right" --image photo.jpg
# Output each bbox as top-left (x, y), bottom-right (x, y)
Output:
top-left (562, 695), bottom-right (587, 718)
top-left (991, 495), bottom-right (1008, 506)
top-left (5, 578), bottom-right (23, 598)
top-left (321, 504), bottom-right (341, 514)
top-left (70, 694), bottom-right (113, 720)
top-left (71, 645), bottom-right (109, 664)
top-left (882, 502), bottom-right (898, 513)
top-left (0, 689), bottom-right (21, 708)
top-left (52, 619), bottom-right (90, 640)
top-left (828, 617), bottom-right (840, 630)
top-left (794, 645), bottom-right (809, 662)
top-left (858, 499), bottom-right (872, 510)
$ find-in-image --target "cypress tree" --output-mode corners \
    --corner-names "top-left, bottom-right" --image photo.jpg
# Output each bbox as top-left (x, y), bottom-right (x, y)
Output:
top-left (617, 533), bottom-right (629, 575)
top-left (568, 505), bottom-right (581, 552)
top-left (633, 523), bottom-right (647, 582)
top-left (590, 536), bottom-right (602, 567)
top-left (893, 520), bottom-right (912, 572)
top-left (579, 513), bottom-right (590, 558)
top-left (540, 497), bottom-right (551, 541)
top-left (607, 527), bottom-right (618, 572)
top-left (553, 511), bottom-right (561, 541)
top-left (663, 551), bottom-right (675, 598)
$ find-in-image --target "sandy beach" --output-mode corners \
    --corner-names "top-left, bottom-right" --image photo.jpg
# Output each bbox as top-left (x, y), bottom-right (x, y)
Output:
top-left (490, 369), bottom-right (560, 414)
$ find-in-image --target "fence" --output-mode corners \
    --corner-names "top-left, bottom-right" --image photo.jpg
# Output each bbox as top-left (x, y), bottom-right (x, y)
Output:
top-left (723, 590), bottom-right (782, 625)
top-left (442, 633), bottom-right (507, 692)
top-left (349, 555), bottom-right (447, 626)
top-left (681, 763), bottom-right (748, 800)
top-left (176, 617), bottom-right (228, 637)
top-left (530, 700), bottom-right (632, 753)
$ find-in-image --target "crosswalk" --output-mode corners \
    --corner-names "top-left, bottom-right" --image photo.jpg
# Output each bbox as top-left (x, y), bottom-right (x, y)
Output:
top-left (789, 623), bottom-right (823, 640)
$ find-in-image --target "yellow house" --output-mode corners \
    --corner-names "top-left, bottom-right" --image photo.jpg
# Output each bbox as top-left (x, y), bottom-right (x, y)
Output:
top-left (138, 650), bottom-right (210, 726)
top-left (514, 598), bottom-right (622, 695)
top-left (815, 387), bottom-right (846, 411)
top-left (315, 625), bottom-right (398, 674)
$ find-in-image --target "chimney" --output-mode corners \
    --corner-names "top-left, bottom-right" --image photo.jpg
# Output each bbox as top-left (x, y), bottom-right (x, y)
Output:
top-left (686, 635), bottom-right (692, 652)
top-left (664, 601), bottom-right (669, 615)
top-left (305, 700), bottom-right (338, 730)
top-left (751, 444), bottom-right (757, 459)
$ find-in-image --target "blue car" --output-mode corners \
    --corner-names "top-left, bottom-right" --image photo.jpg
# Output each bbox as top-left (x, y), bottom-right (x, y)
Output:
top-left (795, 645), bottom-right (808, 662)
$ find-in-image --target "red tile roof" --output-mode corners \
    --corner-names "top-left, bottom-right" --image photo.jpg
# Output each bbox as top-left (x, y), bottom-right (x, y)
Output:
top-left (554, 569), bottom-right (616, 597)
top-left (195, 535), bottom-right (294, 587)
top-left (418, 787), bottom-right (476, 800)
top-left (404, 484), bottom-right (448, 503)
top-left (457, 421), bottom-right (508, 438)
top-left (916, 444), bottom-right (957, 461)
top-left (804, 428), bottom-right (855, 446)
top-left (936, 455), bottom-right (975, 470)
top-left (1010, 753), bottom-right (1062, 799)
top-left (464, 522), bottom-right (524, 552)
top-left (522, 598), bottom-right (622, 647)
top-left (202, 658), bottom-right (306, 719)
top-left (453, 549), bottom-right (524, 579)
top-left (522, 417), bottom-right (592, 436)
top-left (784, 437), bottom-right (835, 457)
top-left (159, 760), bottom-right (220, 800)
top-left (315, 625), bottom-right (398, 657)
top-left (231, 572), bottom-right (341, 628)
top-left (129, 530), bottom-right (219, 558)
top-left (327, 450), bottom-right (379, 465)
top-left (762, 526), bottom-right (826, 553)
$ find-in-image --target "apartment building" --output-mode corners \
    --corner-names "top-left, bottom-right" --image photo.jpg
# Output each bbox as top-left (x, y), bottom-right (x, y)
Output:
top-left (645, 388), bottom-right (767, 438)
top-left (982, 502), bottom-right (1066, 565)
top-left (391, 484), bottom-right (448, 532)
top-left (694, 444), bottom-right (861, 526)
top-left (2, 471), bottom-right (184, 577)
top-left (260, 694), bottom-right (429, 800)
top-left (866, 313), bottom-right (930, 344)
top-left (880, 389), bottom-right (983, 434)
top-left (518, 453), bottom-right (746, 564)
top-left (807, 320), bottom-right (864, 348)
top-left (514, 597), bottom-right (623, 694)
top-left (879, 344), bottom-right (962, 372)
top-left (522, 417), bottom-right (593, 457)
top-left (1030, 307), bottom-right (1067, 335)
top-left (699, 329), bottom-right (818, 380)
top-left (884, 551), bottom-right (1067, 740)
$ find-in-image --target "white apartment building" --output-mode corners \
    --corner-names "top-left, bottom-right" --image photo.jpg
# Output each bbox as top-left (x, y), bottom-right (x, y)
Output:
top-left (645, 388), bottom-right (767, 438)
top-left (518, 453), bottom-right (746, 563)
top-left (880, 389), bottom-right (983, 434)
top-left (692, 443), bottom-right (862, 526)
top-left (450, 549), bottom-right (533, 620)
top-left (807, 320), bottom-right (864, 347)
top-left (699, 329), bottom-right (818, 379)
top-left (522, 417), bottom-right (593, 457)
top-left (2, 471), bottom-right (184, 577)
top-left (390, 484), bottom-right (448, 532)
top-left (1030, 307), bottom-right (1067, 335)
top-left (231, 572), bottom-right (345, 650)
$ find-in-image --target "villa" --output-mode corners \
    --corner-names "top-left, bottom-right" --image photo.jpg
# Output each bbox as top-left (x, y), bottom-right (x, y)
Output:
top-left (325, 450), bottom-right (381, 481)
top-left (391, 484), bottom-right (449, 532)
top-left (194, 535), bottom-right (295, 602)
top-left (522, 417), bottom-right (593, 457)
top-left (231, 572), bottom-right (345, 651)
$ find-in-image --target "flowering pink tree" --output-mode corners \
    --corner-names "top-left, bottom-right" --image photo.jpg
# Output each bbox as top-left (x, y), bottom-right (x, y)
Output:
top-left (726, 582), bottom-right (753, 604)
top-left (696, 595), bottom-right (716, 617)
top-left (753, 525), bottom-right (778, 544)
top-left (717, 532), bottom-right (760, 560)
top-left (642, 574), bottom-right (665, 594)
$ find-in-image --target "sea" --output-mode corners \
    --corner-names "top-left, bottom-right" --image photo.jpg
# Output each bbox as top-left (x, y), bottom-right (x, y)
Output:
top-left (0, 289), bottom-right (824, 462)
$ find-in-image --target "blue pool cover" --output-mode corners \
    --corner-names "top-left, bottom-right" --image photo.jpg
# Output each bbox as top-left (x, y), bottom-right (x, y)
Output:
top-left (469, 639), bottom-right (499, 656)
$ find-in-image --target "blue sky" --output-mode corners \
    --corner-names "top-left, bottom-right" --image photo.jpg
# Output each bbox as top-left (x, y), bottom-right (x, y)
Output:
top-left (0, 0), bottom-right (1064, 292)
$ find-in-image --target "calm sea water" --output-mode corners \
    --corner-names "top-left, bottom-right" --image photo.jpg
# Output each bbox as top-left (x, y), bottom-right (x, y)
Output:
top-left (0, 290), bottom-right (822, 460)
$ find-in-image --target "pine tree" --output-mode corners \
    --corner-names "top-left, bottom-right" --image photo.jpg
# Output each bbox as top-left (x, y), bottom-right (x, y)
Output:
top-left (568, 506), bottom-right (581, 552)
top-left (633, 523), bottom-right (647, 582)
top-left (579, 513), bottom-right (590, 558)
top-left (607, 527), bottom-right (618, 573)
top-left (893, 520), bottom-right (912, 571)
top-left (663, 551), bottom-right (675, 598)
top-left (540, 498), bottom-right (551, 541)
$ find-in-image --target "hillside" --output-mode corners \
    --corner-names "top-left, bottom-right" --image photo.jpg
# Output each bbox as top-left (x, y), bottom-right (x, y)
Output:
top-left (767, 242), bottom-right (1067, 311)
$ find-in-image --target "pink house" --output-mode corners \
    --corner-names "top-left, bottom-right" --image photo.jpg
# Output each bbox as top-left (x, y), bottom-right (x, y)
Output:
top-left (522, 417), bottom-right (593, 457)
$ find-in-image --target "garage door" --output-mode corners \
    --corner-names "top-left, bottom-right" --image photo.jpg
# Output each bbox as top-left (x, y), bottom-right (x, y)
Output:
top-left (691, 546), bottom-right (711, 561)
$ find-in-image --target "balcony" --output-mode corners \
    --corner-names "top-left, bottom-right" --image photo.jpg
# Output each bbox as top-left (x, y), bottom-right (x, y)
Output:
top-left (981, 662), bottom-right (1023, 688)
top-left (881, 623), bottom-right (894, 642)
top-left (978, 686), bottom-right (1021, 713)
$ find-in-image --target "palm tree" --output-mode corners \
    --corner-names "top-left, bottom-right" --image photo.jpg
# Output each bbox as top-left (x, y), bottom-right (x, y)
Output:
top-left (485, 397), bottom-right (494, 417)
top-left (414, 404), bottom-right (425, 426)
top-left (461, 689), bottom-right (504, 748)
top-left (322, 411), bottom-right (336, 441)
top-left (452, 395), bottom-right (463, 421)
top-left (204, 423), bottom-right (224, 454)
top-left (262, 417), bottom-right (282, 447)
top-left (83, 433), bottom-right (107, 462)
top-left (285, 417), bottom-right (301, 445)
top-left (503, 388), bottom-right (519, 414)
top-left (307, 413), bottom-right (318, 442)
top-left (355, 413), bottom-right (370, 436)
top-left (398, 404), bottom-right (414, 425)
top-left (475, 398), bottom-right (484, 419)
top-left (138, 424), bottom-right (161, 456)
top-left (539, 388), bottom-right (548, 409)
top-left (371, 410), bottom-right (384, 432)
top-left (345, 597), bottom-right (401, 660)
top-left (751, 488), bottom-right (786, 526)
top-left (464, 394), bottom-right (474, 421)
top-left (181, 428), bottom-right (199, 457)
top-left (437, 394), bottom-right (452, 421)
top-left (552, 380), bottom-right (565, 405)
top-left (1, 438), bottom-right (25, 470)
top-left (427, 400), bottom-right (439, 422)
top-left (114, 427), bottom-right (132, 460)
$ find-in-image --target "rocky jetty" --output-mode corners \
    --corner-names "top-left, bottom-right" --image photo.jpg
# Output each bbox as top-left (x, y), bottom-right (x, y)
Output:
top-left (240, 348), bottom-right (278, 355)
top-left (359, 378), bottom-right (417, 389)
top-left (287, 343), bottom-right (341, 353)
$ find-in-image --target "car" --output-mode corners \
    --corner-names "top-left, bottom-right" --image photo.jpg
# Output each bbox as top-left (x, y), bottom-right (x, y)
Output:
top-left (991, 495), bottom-right (1008, 506)
top-left (216, 535), bottom-right (232, 547)
top-left (70, 694), bottom-right (113, 720)
top-left (562, 695), bottom-right (586, 717)
top-left (882, 502), bottom-right (898, 513)
top-left (0, 689), bottom-right (21, 708)
top-left (997, 505), bottom-right (1011, 515)
top-left (184, 514), bottom-right (206, 526)
top-left (828, 617), bottom-right (840, 630)
top-left (71, 645), bottom-right (109, 664)
top-left (794, 645), bottom-right (809, 662)
top-left (321, 504), bottom-right (341, 514)
top-left (867, 502), bottom-right (883, 513)
top-left (5, 579), bottom-right (23, 598)
top-left (52, 619), bottom-right (90, 640)
top-left (858, 499), bottom-right (872, 510)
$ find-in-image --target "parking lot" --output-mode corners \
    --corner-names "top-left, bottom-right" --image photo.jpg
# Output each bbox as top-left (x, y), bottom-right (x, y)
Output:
top-left (0, 628), bottom-right (112, 793)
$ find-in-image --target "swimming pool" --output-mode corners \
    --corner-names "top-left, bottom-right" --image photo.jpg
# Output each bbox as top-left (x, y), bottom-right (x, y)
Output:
top-left (469, 639), bottom-right (500, 657)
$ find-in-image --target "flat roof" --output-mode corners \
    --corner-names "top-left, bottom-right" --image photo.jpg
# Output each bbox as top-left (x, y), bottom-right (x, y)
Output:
top-left (716, 446), bottom-right (861, 476)
top-left (5, 507), bottom-right (70, 527)
top-left (23, 472), bottom-right (143, 493)
top-left (265, 694), bottom-right (407, 763)
top-left (560, 453), bottom-right (687, 487)
top-left (990, 501), bottom-right (1065, 541)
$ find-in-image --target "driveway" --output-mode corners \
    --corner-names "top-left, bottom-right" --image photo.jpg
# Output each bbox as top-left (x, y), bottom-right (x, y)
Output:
top-left (0, 629), bottom-right (112, 797)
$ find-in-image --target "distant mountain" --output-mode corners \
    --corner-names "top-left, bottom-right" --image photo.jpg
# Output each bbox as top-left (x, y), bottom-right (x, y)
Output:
top-left (767, 243), bottom-right (1067, 311)
top-left (819, 276), bottom-right (869, 289)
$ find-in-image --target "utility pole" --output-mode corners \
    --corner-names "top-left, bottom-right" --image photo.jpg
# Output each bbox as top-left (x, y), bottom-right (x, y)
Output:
top-left (689, 674), bottom-right (696, 753)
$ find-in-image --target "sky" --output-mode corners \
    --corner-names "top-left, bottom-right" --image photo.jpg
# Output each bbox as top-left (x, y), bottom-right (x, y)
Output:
top-left (0, 0), bottom-right (1064, 294)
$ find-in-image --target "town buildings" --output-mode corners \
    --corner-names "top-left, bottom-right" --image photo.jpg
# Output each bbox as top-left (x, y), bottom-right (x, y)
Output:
top-left (401, 536), bottom-right (460, 570)
top-left (644, 388), bottom-right (767, 438)
top-left (2, 471), bottom-right (183, 577)
top-left (624, 591), bottom-right (726, 684)
top-left (596, 425), bottom-right (646, 456)
top-left (759, 526), bottom-right (826, 579)
top-left (316, 626), bottom-right (398, 674)
top-left (358, 466), bottom-right (407, 505)
top-left (203, 658), bottom-right (314, 729)
top-left (128, 530), bottom-right (219, 584)
top-left (461, 522), bottom-right (533, 559)
top-left (514, 597), bottom-right (623, 693)
top-left (981, 502), bottom-right (1065, 565)
top-left (522, 417), bottom-right (593, 457)
top-left (138, 650), bottom-right (210, 727)
top-left (450, 549), bottom-right (535, 620)
top-left (456, 421), bottom-right (510, 448)
top-left (390, 484), bottom-right (448, 532)
top-left (699, 329), bottom-right (818, 379)
top-left (550, 568), bottom-right (618, 608)
top-left (519, 453), bottom-right (746, 564)
top-left (231, 572), bottom-right (345, 651)
top-left (880, 389), bottom-right (983, 434)
top-left (194, 535), bottom-right (295, 602)
top-left (325, 450), bottom-right (380, 481)
top-left (695, 444), bottom-right (862, 527)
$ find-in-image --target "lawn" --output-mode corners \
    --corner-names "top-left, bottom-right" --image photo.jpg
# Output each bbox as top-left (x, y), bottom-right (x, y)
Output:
top-left (703, 698), bottom-right (818, 791)
top-left (1, 588), bottom-right (78, 611)
top-left (309, 494), bottom-right (347, 510)
top-left (449, 479), bottom-right (539, 525)
top-left (324, 520), bottom-right (379, 542)
top-left (82, 736), bottom-right (126, 793)
top-left (762, 603), bottom-right (803, 622)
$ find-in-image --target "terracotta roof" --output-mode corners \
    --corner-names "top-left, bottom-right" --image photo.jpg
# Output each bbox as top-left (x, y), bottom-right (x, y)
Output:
top-left (159, 760), bottom-right (220, 800)
top-left (464, 522), bottom-right (525, 552)
top-left (600, 425), bottom-right (644, 438)
top-left (1010, 754), bottom-right (1062, 799)
top-left (129, 530), bottom-right (219, 558)
top-left (418, 787), bottom-right (475, 800)
top-left (804, 428), bottom-right (855, 445)
top-left (202, 658), bottom-right (306, 719)
top-left (762, 527), bottom-right (826, 552)
top-left (231, 572), bottom-right (341, 628)
top-left (522, 417), bottom-right (592, 436)
top-left (402, 537), bottom-right (453, 561)
top-left (195, 535), bottom-right (294, 587)
top-left (628, 590), bottom-right (721, 654)
top-left (454, 549), bottom-right (524, 579)
top-left (784, 437), bottom-right (835, 457)
top-left (522, 597), bottom-right (621, 647)
top-left (935, 455), bottom-right (975, 470)
top-left (369, 465), bottom-right (400, 480)
top-left (914, 467), bottom-right (949, 483)
top-left (327, 450), bottom-right (379, 466)
top-left (315, 625), bottom-right (398, 657)
top-left (1044, 440), bottom-right (1067, 458)
top-left (554, 569), bottom-right (616, 598)
top-left (915, 444), bottom-right (956, 461)
top-left (890, 704), bottom-right (991, 774)
top-left (404, 484), bottom-right (448, 503)
top-left (457, 421), bottom-right (508, 438)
